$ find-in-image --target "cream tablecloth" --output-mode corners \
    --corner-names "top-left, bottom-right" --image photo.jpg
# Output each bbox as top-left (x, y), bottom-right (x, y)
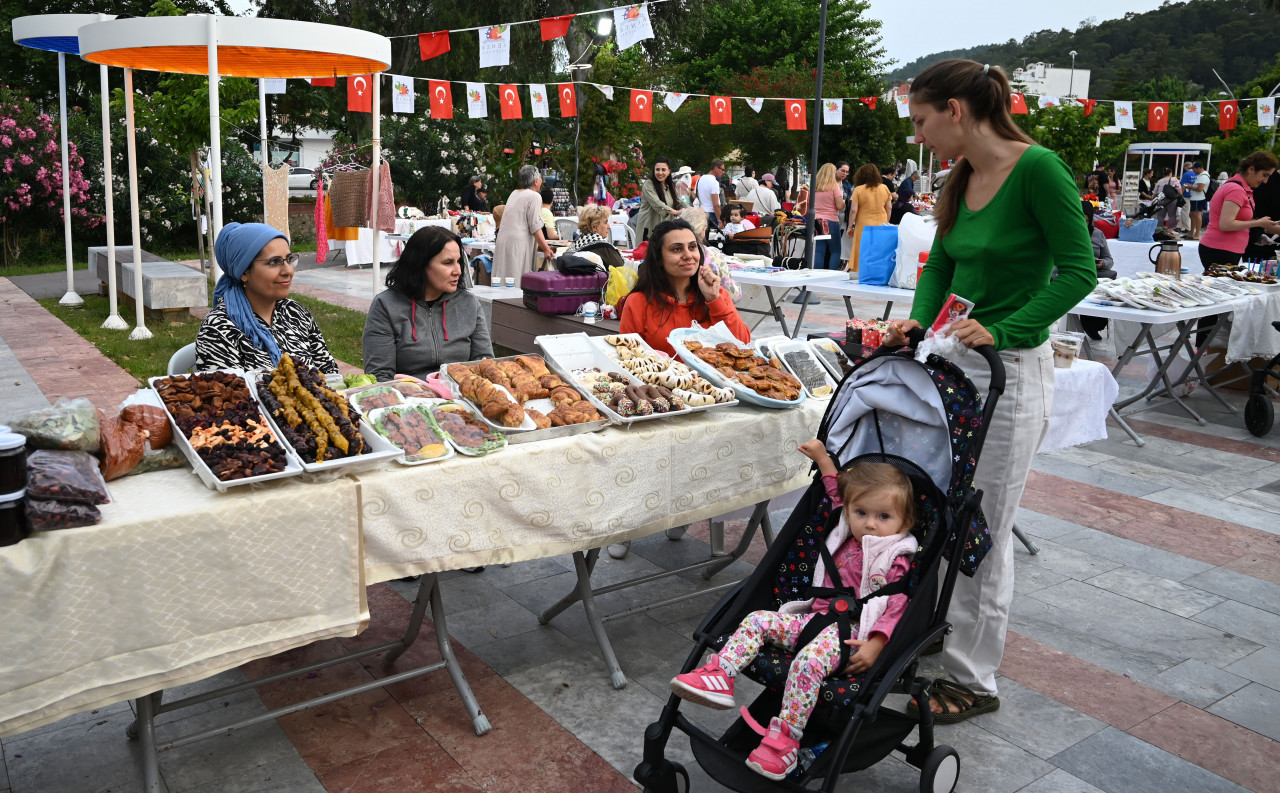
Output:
top-left (0, 470), bottom-right (368, 738)
top-left (356, 401), bottom-right (826, 583)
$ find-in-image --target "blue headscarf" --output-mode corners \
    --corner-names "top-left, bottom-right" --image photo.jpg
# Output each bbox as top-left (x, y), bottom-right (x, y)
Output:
top-left (213, 222), bottom-right (289, 364)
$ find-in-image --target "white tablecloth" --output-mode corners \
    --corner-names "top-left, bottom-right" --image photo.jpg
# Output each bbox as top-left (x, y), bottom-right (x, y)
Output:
top-left (334, 227), bottom-right (400, 266)
top-left (0, 471), bottom-right (368, 738)
top-left (1039, 359), bottom-right (1119, 452)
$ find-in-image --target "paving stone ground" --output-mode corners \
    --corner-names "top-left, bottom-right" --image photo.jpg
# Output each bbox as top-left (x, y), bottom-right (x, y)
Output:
top-left (1, 271), bottom-right (1276, 793)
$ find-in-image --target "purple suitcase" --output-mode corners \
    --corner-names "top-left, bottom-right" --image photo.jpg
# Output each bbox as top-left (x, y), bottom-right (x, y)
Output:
top-left (520, 270), bottom-right (608, 315)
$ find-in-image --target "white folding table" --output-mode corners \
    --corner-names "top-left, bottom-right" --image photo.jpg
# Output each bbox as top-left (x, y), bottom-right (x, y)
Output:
top-left (729, 269), bottom-right (851, 338)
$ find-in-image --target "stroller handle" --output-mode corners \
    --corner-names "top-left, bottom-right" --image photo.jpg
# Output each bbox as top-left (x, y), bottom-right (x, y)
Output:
top-left (904, 326), bottom-right (1007, 398)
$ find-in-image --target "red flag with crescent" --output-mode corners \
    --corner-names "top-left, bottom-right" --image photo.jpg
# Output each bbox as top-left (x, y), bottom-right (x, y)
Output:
top-left (1010, 93), bottom-right (1028, 114)
top-left (499, 84), bottom-right (523, 119)
top-left (418, 31), bottom-right (451, 61)
top-left (1077, 98), bottom-right (1096, 116)
top-left (1148, 102), bottom-right (1168, 132)
top-left (557, 83), bottom-right (578, 117)
top-left (1220, 100), bottom-right (1238, 130)
top-left (428, 80), bottom-right (453, 119)
top-left (860, 96), bottom-right (877, 110)
top-left (347, 75), bottom-right (372, 113)
top-left (710, 95), bottom-right (732, 125)
top-left (630, 89), bottom-right (653, 123)
top-left (308, 77), bottom-right (335, 87)
top-left (786, 99), bottom-right (806, 130)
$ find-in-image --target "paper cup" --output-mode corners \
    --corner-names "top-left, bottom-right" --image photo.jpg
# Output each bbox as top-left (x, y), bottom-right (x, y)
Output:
top-left (505, 277), bottom-right (516, 288)
top-left (1050, 332), bottom-right (1082, 369)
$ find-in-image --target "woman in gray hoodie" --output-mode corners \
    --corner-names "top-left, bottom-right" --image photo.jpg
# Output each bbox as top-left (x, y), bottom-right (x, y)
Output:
top-left (362, 226), bottom-right (494, 381)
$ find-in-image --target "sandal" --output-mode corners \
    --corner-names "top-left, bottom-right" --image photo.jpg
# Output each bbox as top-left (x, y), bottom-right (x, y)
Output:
top-left (907, 679), bottom-right (1000, 724)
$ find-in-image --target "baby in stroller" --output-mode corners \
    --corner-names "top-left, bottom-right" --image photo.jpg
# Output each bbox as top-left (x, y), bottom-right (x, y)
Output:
top-left (669, 443), bottom-right (919, 780)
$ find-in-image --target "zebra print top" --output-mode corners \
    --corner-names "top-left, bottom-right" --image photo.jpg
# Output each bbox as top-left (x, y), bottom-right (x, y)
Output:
top-left (195, 297), bottom-right (339, 374)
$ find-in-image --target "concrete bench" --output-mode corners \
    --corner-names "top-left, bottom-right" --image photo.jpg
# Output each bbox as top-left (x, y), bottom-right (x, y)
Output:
top-left (88, 246), bottom-right (208, 320)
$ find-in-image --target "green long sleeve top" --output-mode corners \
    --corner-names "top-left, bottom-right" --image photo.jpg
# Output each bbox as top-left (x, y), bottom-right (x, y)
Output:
top-left (909, 146), bottom-right (1097, 351)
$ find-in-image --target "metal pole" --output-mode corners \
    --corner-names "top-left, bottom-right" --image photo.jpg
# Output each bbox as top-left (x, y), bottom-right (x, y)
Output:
top-left (57, 53), bottom-right (82, 307)
top-left (207, 13), bottom-right (224, 284)
top-left (123, 69), bottom-right (152, 340)
top-left (371, 73), bottom-right (383, 297)
top-left (259, 78), bottom-right (268, 220)
top-left (100, 63), bottom-right (127, 330)
top-left (803, 0), bottom-right (829, 271)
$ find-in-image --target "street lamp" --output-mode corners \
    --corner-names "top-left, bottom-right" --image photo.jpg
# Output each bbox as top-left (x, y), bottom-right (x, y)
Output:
top-left (1068, 50), bottom-right (1077, 98)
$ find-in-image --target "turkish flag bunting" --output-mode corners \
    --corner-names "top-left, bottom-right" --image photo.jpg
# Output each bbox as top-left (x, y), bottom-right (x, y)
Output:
top-left (786, 99), bottom-right (806, 130)
top-left (1010, 93), bottom-right (1028, 114)
top-left (860, 96), bottom-right (877, 110)
top-left (347, 75), bottom-right (372, 113)
top-left (428, 80), bottom-right (453, 119)
top-left (1148, 102), bottom-right (1169, 131)
top-left (631, 89), bottom-right (653, 123)
top-left (557, 83), bottom-right (578, 117)
top-left (1077, 98), bottom-right (1096, 116)
top-left (1220, 100), bottom-right (1238, 130)
top-left (308, 77), bottom-right (335, 87)
top-left (709, 95), bottom-right (732, 125)
top-left (418, 31), bottom-right (451, 60)
top-left (540, 14), bottom-right (574, 41)
top-left (499, 84), bottom-right (523, 119)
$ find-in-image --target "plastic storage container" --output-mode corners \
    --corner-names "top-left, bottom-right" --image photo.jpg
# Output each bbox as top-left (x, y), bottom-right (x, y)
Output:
top-left (0, 488), bottom-right (28, 547)
top-left (0, 432), bottom-right (27, 497)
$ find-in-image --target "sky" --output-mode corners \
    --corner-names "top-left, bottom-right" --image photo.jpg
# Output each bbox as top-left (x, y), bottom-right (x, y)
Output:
top-left (875, 0), bottom-right (1170, 66)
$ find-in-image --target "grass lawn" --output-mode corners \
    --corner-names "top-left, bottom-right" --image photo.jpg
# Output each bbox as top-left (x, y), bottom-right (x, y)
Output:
top-left (38, 296), bottom-right (199, 384)
top-left (41, 293), bottom-right (370, 383)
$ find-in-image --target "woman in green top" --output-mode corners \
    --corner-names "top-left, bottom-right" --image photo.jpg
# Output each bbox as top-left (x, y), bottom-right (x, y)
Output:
top-left (887, 59), bottom-right (1096, 724)
top-left (636, 157), bottom-right (683, 243)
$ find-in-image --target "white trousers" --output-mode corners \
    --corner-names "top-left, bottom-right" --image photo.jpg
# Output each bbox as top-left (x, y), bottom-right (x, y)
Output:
top-left (940, 342), bottom-right (1054, 696)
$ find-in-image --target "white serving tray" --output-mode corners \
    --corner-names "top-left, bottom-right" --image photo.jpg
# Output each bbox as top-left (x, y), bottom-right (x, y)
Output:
top-left (807, 337), bottom-right (853, 381)
top-left (574, 332), bottom-right (738, 412)
top-left (409, 397), bottom-right (508, 456)
top-left (365, 401), bottom-right (457, 465)
top-left (536, 333), bottom-right (694, 423)
top-left (438, 356), bottom-right (611, 435)
top-left (148, 371), bottom-right (303, 492)
top-left (668, 328), bottom-right (805, 409)
top-left (767, 339), bottom-right (837, 399)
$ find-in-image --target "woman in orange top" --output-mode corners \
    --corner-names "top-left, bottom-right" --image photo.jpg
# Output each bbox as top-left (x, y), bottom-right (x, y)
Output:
top-left (620, 219), bottom-right (750, 356)
top-left (846, 163), bottom-right (892, 271)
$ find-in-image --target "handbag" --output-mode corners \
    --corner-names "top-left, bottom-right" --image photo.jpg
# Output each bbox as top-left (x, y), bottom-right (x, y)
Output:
top-left (858, 225), bottom-right (899, 285)
top-left (815, 218), bottom-right (830, 236)
top-left (772, 256), bottom-right (805, 270)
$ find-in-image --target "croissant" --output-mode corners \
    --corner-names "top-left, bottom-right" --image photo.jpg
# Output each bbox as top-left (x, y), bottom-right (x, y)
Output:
top-left (447, 363), bottom-right (475, 382)
top-left (525, 407), bottom-right (551, 429)
top-left (477, 359), bottom-right (512, 390)
top-left (549, 386), bottom-right (581, 407)
top-left (515, 355), bottom-right (550, 377)
top-left (539, 374), bottom-right (569, 390)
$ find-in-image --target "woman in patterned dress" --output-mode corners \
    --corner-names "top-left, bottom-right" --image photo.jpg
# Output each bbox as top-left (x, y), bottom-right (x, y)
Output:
top-left (195, 222), bottom-right (338, 374)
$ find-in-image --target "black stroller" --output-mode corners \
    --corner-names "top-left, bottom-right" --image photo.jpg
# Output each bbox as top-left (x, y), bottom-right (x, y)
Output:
top-left (636, 335), bottom-right (1005, 793)
top-left (1244, 321), bottom-right (1280, 436)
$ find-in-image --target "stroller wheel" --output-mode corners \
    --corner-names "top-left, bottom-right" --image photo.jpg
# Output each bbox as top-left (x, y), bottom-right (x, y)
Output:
top-left (920, 745), bottom-right (959, 793)
top-left (1245, 393), bottom-right (1274, 437)
top-left (636, 759), bottom-right (689, 793)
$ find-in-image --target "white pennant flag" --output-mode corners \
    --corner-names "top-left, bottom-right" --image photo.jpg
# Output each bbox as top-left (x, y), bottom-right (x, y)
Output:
top-left (895, 94), bottom-right (910, 118)
top-left (1114, 100), bottom-right (1134, 130)
top-left (1183, 101), bottom-right (1201, 126)
top-left (529, 84), bottom-right (549, 119)
top-left (822, 98), bottom-right (843, 125)
top-left (466, 82), bottom-right (488, 118)
top-left (594, 84), bottom-right (614, 100)
top-left (614, 4), bottom-right (654, 50)
top-left (262, 78), bottom-right (286, 94)
top-left (1259, 97), bottom-right (1276, 128)
top-left (746, 97), bottom-right (764, 113)
top-left (478, 25), bottom-right (511, 68)
top-left (664, 92), bottom-right (687, 112)
top-left (1038, 95), bottom-right (1060, 109)
top-left (390, 75), bottom-right (415, 114)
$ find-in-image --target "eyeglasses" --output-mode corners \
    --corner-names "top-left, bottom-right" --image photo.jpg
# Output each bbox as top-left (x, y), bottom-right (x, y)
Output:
top-left (253, 253), bottom-right (300, 268)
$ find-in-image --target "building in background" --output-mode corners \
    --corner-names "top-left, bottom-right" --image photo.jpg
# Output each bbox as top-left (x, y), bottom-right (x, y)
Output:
top-left (1010, 62), bottom-right (1091, 99)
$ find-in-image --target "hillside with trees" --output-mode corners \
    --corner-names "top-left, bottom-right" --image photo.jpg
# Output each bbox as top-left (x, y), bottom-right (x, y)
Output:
top-left (890, 0), bottom-right (1280, 100)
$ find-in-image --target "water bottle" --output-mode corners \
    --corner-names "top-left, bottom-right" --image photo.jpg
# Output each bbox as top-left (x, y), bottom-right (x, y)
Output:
top-left (790, 742), bottom-right (829, 778)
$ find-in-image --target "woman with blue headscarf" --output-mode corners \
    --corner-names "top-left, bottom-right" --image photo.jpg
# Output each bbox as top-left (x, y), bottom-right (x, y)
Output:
top-left (195, 222), bottom-right (338, 374)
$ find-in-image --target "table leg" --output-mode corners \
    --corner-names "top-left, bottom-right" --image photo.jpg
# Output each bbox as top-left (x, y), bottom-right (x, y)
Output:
top-left (703, 501), bottom-right (771, 579)
top-left (134, 692), bottom-right (162, 793)
top-left (791, 289), bottom-right (813, 339)
top-left (843, 296), bottom-right (854, 319)
top-left (1011, 524), bottom-right (1040, 555)
top-left (571, 550), bottom-right (628, 689)
top-left (1108, 407), bottom-right (1145, 446)
top-left (1158, 313), bottom-right (1238, 414)
top-left (881, 300), bottom-right (895, 321)
top-left (709, 518), bottom-right (726, 556)
top-left (382, 573), bottom-right (433, 665)
top-left (537, 547), bottom-right (598, 624)
top-left (426, 573), bottom-right (492, 735)
top-left (1138, 321), bottom-right (1207, 424)
top-left (763, 286), bottom-right (791, 337)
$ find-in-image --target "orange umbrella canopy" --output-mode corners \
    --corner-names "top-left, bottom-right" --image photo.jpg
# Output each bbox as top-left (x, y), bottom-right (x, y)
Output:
top-left (77, 15), bottom-right (390, 78)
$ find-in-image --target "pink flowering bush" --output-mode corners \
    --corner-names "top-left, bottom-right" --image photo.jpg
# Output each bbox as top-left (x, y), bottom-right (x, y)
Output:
top-left (0, 86), bottom-right (100, 264)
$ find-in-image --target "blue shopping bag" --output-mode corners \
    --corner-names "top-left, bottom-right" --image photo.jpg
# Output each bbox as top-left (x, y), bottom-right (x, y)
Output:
top-left (1118, 217), bottom-right (1157, 242)
top-left (858, 225), bottom-right (898, 285)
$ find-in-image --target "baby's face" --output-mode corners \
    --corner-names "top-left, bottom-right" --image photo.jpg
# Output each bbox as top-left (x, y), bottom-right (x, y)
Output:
top-left (845, 488), bottom-right (908, 541)
top-left (729, 211), bottom-right (742, 224)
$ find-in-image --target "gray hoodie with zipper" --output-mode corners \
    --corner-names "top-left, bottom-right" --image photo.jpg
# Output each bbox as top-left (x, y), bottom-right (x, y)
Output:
top-left (362, 288), bottom-right (494, 381)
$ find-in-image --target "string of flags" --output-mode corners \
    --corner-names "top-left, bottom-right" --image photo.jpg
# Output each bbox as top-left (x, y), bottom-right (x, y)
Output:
top-left (301, 72), bottom-right (886, 129)
top-left (1005, 92), bottom-right (1274, 131)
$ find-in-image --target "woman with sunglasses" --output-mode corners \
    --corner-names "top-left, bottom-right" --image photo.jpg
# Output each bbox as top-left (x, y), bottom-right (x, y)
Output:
top-left (195, 222), bottom-right (338, 374)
